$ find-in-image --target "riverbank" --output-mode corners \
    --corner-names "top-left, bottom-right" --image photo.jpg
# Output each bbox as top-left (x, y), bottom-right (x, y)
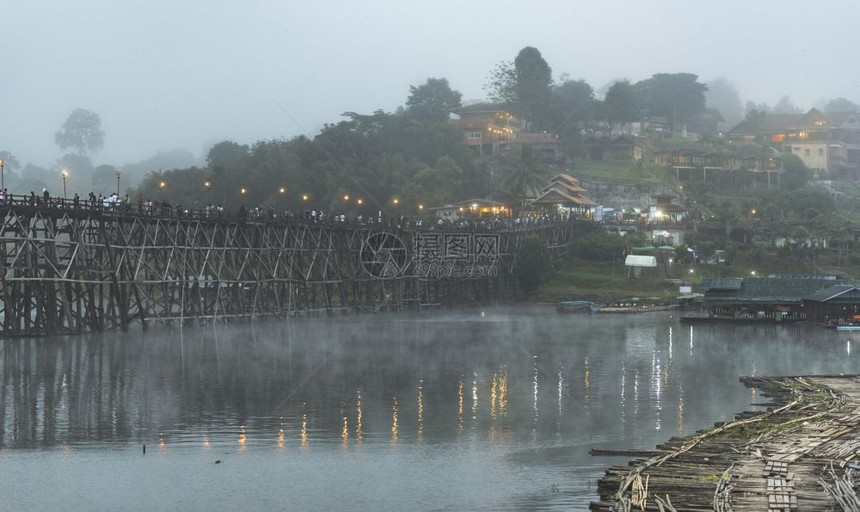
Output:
top-left (590, 375), bottom-right (860, 511)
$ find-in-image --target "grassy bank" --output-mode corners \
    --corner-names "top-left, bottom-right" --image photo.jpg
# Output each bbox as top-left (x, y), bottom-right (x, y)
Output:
top-left (532, 256), bottom-right (860, 305)
top-left (533, 259), bottom-right (678, 303)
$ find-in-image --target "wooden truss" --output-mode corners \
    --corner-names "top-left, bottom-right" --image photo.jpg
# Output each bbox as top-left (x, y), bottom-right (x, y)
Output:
top-left (0, 208), bottom-right (592, 336)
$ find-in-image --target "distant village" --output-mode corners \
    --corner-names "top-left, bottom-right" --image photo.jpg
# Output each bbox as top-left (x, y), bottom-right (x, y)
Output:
top-left (439, 102), bottom-right (860, 225)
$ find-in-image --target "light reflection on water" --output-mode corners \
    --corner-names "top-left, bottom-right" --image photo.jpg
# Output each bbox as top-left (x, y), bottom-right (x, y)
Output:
top-left (1, 307), bottom-right (859, 511)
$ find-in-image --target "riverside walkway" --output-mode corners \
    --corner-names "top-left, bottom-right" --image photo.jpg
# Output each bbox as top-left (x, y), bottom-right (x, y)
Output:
top-left (591, 375), bottom-right (860, 511)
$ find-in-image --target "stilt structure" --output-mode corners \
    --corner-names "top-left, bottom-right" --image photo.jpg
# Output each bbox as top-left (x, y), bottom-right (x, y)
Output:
top-left (0, 204), bottom-right (594, 336)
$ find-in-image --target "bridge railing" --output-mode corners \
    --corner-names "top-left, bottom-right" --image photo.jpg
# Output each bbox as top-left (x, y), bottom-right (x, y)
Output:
top-left (0, 193), bottom-right (593, 233)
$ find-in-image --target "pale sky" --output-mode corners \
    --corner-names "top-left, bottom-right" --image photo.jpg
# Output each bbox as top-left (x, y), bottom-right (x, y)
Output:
top-left (3, 0), bottom-right (859, 168)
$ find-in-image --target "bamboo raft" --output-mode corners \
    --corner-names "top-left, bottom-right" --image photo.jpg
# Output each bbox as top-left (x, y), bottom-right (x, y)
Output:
top-left (591, 375), bottom-right (860, 511)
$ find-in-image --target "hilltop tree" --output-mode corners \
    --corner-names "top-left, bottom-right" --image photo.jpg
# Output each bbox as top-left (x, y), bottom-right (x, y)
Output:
top-left (823, 97), bottom-right (860, 112)
top-left (552, 79), bottom-right (596, 160)
top-left (513, 47), bottom-right (553, 129)
top-left (603, 80), bottom-right (639, 132)
top-left (552, 79), bottom-right (595, 128)
top-left (744, 101), bottom-right (770, 116)
top-left (55, 108), bottom-right (105, 156)
top-left (485, 46), bottom-right (554, 129)
top-left (405, 78), bottom-right (462, 123)
top-left (634, 73), bottom-right (707, 131)
top-left (772, 95), bottom-right (803, 114)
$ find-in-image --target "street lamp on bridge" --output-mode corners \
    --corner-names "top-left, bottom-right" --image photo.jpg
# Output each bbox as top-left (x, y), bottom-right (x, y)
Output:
top-left (0, 157), bottom-right (4, 191)
top-left (115, 170), bottom-right (121, 196)
top-left (61, 170), bottom-right (68, 199)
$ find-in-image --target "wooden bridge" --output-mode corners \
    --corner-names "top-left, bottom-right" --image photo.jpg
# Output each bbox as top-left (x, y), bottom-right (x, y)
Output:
top-left (0, 198), bottom-right (595, 337)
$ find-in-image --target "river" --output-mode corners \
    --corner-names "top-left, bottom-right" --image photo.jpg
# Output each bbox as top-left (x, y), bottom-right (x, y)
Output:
top-left (0, 307), bottom-right (857, 511)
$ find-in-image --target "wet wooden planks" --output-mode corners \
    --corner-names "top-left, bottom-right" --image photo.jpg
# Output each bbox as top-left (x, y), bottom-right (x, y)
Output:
top-left (590, 375), bottom-right (860, 511)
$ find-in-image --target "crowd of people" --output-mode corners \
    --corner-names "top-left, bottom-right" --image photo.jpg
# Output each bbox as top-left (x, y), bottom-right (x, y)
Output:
top-left (0, 189), bottom-right (583, 232)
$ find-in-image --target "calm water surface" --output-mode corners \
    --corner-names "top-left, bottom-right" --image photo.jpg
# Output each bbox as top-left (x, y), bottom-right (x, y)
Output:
top-left (1, 307), bottom-right (858, 511)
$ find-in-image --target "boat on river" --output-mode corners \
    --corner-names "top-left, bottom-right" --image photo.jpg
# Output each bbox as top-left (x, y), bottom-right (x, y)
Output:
top-left (556, 300), bottom-right (598, 314)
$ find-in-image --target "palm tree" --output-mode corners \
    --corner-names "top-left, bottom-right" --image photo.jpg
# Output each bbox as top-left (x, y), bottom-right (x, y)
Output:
top-left (499, 144), bottom-right (549, 211)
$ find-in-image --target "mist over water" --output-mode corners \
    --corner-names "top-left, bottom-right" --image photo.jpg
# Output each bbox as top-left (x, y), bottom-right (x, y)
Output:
top-left (1, 307), bottom-right (858, 510)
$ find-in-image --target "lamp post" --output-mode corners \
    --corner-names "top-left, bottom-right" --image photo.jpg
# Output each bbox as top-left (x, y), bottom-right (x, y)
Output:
top-left (61, 170), bottom-right (68, 199)
top-left (159, 181), bottom-right (166, 193)
top-left (115, 170), bottom-right (121, 196)
top-left (0, 157), bottom-right (4, 191)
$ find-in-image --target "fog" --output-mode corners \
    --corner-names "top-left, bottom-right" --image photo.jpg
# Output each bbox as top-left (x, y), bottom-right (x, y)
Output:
top-left (3, 0), bottom-right (859, 170)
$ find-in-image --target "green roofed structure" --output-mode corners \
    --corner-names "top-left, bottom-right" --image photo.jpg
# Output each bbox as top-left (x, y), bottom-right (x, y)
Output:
top-left (684, 275), bottom-right (858, 325)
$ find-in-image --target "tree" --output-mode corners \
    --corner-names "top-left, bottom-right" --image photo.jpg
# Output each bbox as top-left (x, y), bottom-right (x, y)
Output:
top-left (772, 95), bottom-right (803, 114)
top-left (54, 108), bottom-right (105, 156)
top-left (514, 235), bottom-right (551, 293)
top-left (704, 77), bottom-right (744, 130)
top-left (512, 47), bottom-right (553, 129)
top-left (485, 46), bottom-right (554, 129)
top-left (484, 60), bottom-right (516, 104)
top-left (741, 108), bottom-right (768, 135)
top-left (207, 140), bottom-right (249, 169)
top-left (634, 73), bottom-right (707, 131)
top-left (603, 80), bottom-right (639, 132)
top-left (552, 79), bottom-right (595, 161)
top-left (744, 101), bottom-right (770, 116)
top-left (405, 78), bottom-right (462, 123)
top-left (552, 79), bottom-right (595, 126)
top-left (823, 97), bottom-right (860, 112)
top-left (119, 149), bottom-right (199, 190)
top-left (781, 153), bottom-right (812, 190)
top-left (499, 144), bottom-right (548, 210)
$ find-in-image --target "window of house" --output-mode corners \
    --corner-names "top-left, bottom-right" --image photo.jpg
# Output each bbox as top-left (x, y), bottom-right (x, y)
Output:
top-left (818, 148), bottom-right (824, 156)
top-left (467, 131), bottom-right (481, 140)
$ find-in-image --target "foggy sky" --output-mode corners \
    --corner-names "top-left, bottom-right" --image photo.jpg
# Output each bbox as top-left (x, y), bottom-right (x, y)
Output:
top-left (3, 0), bottom-right (859, 169)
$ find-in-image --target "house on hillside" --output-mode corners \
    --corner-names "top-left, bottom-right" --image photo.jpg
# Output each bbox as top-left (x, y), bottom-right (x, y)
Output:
top-left (727, 108), bottom-right (860, 179)
top-left (651, 145), bottom-right (725, 180)
top-left (584, 135), bottom-right (643, 161)
top-left (451, 103), bottom-right (565, 167)
top-left (451, 103), bottom-right (526, 156)
top-left (726, 146), bottom-right (783, 172)
top-left (505, 132), bottom-right (565, 166)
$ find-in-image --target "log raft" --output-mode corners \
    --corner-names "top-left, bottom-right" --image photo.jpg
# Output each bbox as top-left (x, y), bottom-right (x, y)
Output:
top-left (591, 375), bottom-right (860, 511)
